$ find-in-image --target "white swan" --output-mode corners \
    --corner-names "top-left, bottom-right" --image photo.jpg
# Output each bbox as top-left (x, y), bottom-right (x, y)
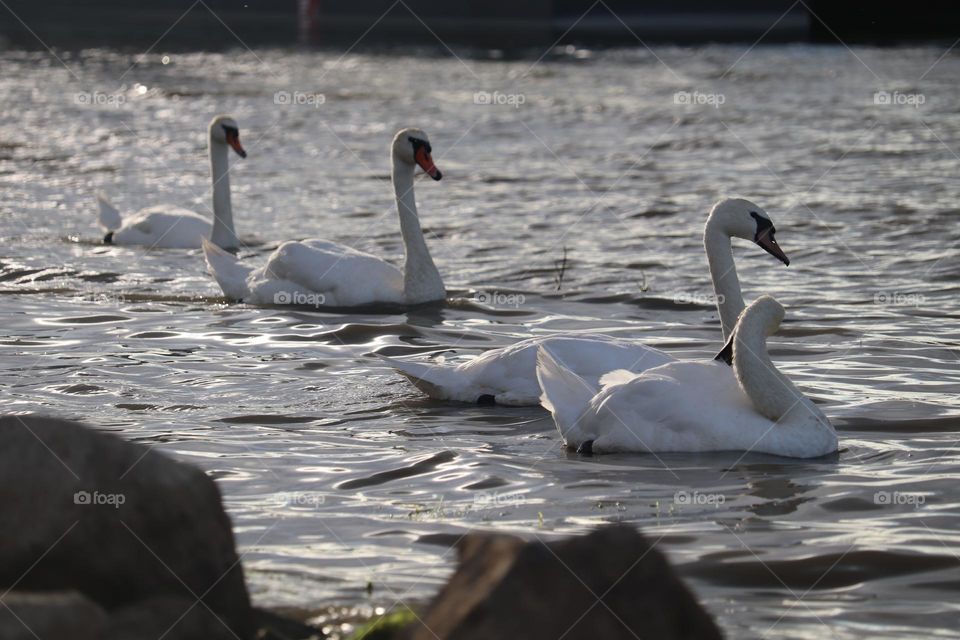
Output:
top-left (202, 127), bottom-right (444, 307)
top-left (381, 198), bottom-right (791, 406)
top-left (97, 115), bottom-right (247, 249)
top-left (537, 295), bottom-right (838, 458)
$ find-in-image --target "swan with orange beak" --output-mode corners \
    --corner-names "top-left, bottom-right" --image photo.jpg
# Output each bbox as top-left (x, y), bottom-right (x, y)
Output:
top-left (96, 115), bottom-right (247, 249)
top-left (203, 127), bottom-right (448, 307)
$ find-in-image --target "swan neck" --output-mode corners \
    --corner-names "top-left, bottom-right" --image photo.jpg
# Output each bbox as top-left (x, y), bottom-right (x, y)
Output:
top-left (209, 138), bottom-right (238, 250)
top-left (705, 226), bottom-right (745, 340)
top-left (393, 158), bottom-right (444, 303)
top-left (733, 318), bottom-right (804, 421)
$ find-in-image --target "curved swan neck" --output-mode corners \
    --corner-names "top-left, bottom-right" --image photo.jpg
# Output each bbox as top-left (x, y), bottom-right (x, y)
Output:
top-left (392, 158), bottom-right (444, 303)
top-left (733, 309), bottom-right (804, 421)
top-left (208, 137), bottom-right (238, 250)
top-left (704, 224), bottom-right (745, 341)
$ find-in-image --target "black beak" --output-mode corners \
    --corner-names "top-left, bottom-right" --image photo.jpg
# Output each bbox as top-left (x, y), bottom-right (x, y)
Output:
top-left (755, 231), bottom-right (790, 266)
top-left (714, 335), bottom-right (734, 366)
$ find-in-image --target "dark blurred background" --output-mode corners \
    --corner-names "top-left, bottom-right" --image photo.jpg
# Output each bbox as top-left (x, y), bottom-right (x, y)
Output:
top-left (1, 0), bottom-right (959, 50)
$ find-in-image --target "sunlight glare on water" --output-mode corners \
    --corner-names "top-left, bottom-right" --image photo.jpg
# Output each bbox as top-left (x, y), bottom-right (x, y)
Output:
top-left (1, 44), bottom-right (960, 637)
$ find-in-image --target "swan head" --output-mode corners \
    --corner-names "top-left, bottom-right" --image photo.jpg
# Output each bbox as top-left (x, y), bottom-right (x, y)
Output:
top-left (746, 294), bottom-right (786, 336)
top-left (392, 128), bottom-right (442, 180)
top-left (209, 115), bottom-right (247, 158)
top-left (716, 294), bottom-right (784, 365)
top-left (708, 198), bottom-right (789, 266)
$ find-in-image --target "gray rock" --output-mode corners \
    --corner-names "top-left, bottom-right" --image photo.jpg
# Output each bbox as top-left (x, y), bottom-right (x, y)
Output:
top-left (0, 590), bottom-right (108, 640)
top-left (406, 525), bottom-right (723, 640)
top-left (0, 415), bottom-right (254, 638)
top-left (108, 595), bottom-right (242, 639)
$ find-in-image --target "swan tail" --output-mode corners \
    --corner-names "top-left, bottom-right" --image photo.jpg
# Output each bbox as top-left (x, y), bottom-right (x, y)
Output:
top-left (378, 354), bottom-right (454, 400)
top-left (536, 346), bottom-right (598, 437)
top-left (96, 192), bottom-right (122, 232)
top-left (202, 237), bottom-right (251, 301)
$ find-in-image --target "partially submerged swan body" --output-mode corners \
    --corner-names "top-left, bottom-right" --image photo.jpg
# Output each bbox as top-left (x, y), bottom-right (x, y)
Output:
top-left (381, 335), bottom-right (674, 406)
top-left (382, 198), bottom-right (790, 406)
top-left (537, 295), bottom-right (838, 458)
top-left (204, 128), bottom-right (444, 307)
top-left (97, 115), bottom-right (247, 249)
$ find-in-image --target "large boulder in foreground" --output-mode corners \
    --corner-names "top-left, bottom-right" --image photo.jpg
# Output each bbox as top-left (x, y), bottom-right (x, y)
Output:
top-left (0, 415), bottom-right (254, 639)
top-left (405, 525), bottom-right (723, 640)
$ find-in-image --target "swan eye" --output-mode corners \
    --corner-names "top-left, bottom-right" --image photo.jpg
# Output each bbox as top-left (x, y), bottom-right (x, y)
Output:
top-left (222, 125), bottom-right (239, 137)
top-left (750, 212), bottom-right (775, 239)
top-left (408, 136), bottom-right (432, 154)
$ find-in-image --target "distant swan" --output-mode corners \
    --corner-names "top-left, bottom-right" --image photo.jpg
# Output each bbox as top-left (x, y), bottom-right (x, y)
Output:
top-left (381, 198), bottom-right (790, 406)
top-left (96, 114), bottom-right (247, 249)
top-left (537, 295), bottom-right (838, 458)
top-left (203, 128), bottom-right (444, 307)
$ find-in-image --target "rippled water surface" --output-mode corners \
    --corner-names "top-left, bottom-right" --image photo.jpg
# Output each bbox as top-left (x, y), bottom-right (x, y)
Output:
top-left (3, 43), bottom-right (960, 638)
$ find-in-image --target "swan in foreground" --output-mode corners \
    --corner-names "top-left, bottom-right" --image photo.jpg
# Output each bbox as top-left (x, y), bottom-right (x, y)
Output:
top-left (381, 198), bottom-right (790, 406)
top-left (537, 295), bottom-right (838, 458)
top-left (96, 115), bottom-right (247, 249)
top-left (203, 128), bottom-right (444, 307)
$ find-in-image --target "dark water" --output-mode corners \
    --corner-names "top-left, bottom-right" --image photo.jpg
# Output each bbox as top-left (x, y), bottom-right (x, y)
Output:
top-left (2, 44), bottom-right (960, 637)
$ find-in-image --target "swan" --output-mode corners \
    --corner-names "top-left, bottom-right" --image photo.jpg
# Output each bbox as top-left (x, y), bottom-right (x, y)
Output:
top-left (202, 127), bottom-right (445, 307)
top-left (96, 114), bottom-right (247, 249)
top-left (537, 295), bottom-right (838, 458)
top-left (381, 197), bottom-right (791, 406)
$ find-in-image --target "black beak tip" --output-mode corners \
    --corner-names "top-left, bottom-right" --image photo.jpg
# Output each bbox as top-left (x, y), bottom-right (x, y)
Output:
top-left (237, 150), bottom-right (248, 159)
top-left (431, 170), bottom-right (442, 181)
top-left (782, 256), bottom-right (790, 266)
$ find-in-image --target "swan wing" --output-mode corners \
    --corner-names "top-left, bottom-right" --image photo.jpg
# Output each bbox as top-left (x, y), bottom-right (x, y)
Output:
top-left (111, 207), bottom-right (212, 248)
top-left (582, 361), bottom-right (758, 453)
top-left (247, 240), bottom-right (404, 307)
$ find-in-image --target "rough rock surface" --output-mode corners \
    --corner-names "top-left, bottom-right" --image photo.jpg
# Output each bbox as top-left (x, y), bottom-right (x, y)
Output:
top-left (405, 525), bottom-right (723, 640)
top-left (0, 414), bottom-right (254, 638)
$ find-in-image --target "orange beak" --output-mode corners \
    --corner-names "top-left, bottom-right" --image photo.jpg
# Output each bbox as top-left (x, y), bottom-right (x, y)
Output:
top-left (414, 146), bottom-right (442, 180)
top-left (226, 130), bottom-right (247, 158)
